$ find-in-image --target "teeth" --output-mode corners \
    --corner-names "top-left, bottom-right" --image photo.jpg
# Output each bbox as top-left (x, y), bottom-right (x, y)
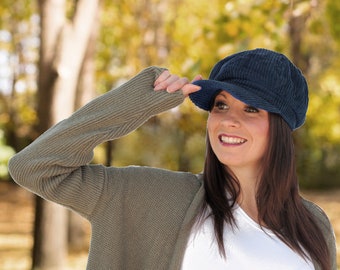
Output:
top-left (220, 136), bottom-right (246, 144)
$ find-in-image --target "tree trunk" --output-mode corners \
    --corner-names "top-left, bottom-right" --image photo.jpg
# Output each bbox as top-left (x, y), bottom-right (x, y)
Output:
top-left (287, 2), bottom-right (314, 74)
top-left (33, 1), bottom-right (68, 269)
top-left (68, 1), bottom-right (101, 252)
top-left (67, 211), bottom-right (88, 253)
top-left (32, 198), bottom-right (68, 269)
top-left (32, 0), bottom-right (100, 269)
top-left (287, 1), bottom-right (314, 173)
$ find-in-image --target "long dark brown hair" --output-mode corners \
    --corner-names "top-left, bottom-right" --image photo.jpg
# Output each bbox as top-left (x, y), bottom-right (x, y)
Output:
top-left (200, 113), bottom-right (331, 270)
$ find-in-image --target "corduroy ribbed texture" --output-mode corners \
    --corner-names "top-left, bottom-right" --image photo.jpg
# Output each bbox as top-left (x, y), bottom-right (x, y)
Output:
top-left (8, 67), bottom-right (336, 269)
top-left (190, 48), bottom-right (308, 130)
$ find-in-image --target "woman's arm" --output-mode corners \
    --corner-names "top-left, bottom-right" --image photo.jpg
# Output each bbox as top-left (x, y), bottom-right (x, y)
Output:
top-left (8, 66), bottom-right (199, 218)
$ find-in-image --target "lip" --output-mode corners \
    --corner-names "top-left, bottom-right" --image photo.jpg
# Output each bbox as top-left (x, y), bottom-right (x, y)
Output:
top-left (218, 134), bottom-right (247, 145)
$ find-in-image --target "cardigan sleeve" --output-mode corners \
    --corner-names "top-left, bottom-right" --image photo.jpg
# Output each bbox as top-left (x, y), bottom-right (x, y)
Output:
top-left (8, 66), bottom-right (185, 219)
top-left (302, 199), bottom-right (338, 270)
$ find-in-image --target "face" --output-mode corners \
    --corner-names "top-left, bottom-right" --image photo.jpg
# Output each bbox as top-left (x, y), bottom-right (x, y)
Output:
top-left (207, 91), bottom-right (269, 176)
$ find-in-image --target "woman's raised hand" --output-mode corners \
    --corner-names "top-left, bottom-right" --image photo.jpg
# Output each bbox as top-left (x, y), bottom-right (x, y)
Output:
top-left (153, 70), bottom-right (202, 97)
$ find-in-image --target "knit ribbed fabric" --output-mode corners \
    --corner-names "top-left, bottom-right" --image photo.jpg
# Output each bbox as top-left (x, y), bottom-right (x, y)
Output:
top-left (190, 49), bottom-right (308, 130)
top-left (8, 67), bottom-right (336, 270)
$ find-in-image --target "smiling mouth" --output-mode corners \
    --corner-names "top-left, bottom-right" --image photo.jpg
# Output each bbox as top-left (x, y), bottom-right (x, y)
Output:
top-left (219, 135), bottom-right (246, 145)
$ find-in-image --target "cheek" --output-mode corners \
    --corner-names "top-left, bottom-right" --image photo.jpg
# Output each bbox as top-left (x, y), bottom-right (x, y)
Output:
top-left (206, 113), bottom-right (218, 130)
top-left (206, 116), bottom-right (224, 156)
top-left (253, 112), bottom-right (269, 136)
top-left (255, 121), bottom-right (270, 150)
top-left (206, 117), bottom-right (216, 146)
top-left (206, 115), bottom-right (217, 139)
top-left (206, 123), bottom-right (213, 144)
top-left (206, 115), bottom-right (212, 132)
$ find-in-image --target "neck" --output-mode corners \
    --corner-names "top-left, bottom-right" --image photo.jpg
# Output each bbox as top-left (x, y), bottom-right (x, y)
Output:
top-left (237, 189), bottom-right (259, 222)
top-left (229, 166), bottom-right (261, 222)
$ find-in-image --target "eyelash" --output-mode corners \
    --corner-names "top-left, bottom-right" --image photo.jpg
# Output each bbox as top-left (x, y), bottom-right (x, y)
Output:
top-left (245, 106), bottom-right (259, 113)
top-left (214, 101), bottom-right (229, 110)
top-left (213, 101), bottom-right (259, 113)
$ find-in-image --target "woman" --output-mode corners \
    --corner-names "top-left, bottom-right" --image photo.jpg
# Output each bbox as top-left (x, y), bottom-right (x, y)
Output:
top-left (8, 48), bottom-right (336, 269)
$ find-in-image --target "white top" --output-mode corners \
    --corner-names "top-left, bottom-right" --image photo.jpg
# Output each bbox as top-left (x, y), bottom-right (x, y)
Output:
top-left (181, 205), bottom-right (314, 270)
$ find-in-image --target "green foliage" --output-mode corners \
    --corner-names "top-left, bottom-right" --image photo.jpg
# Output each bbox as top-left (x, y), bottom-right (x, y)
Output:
top-left (110, 100), bottom-right (207, 173)
top-left (0, 0), bottom-right (36, 29)
top-left (1, 0), bottom-right (340, 187)
top-left (326, 0), bottom-right (340, 44)
top-left (297, 63), bottom-right (340, 188)
top-left (0, 0), bottom-right (38, 154)
top-left (0, 129), bottom-right (15, 180)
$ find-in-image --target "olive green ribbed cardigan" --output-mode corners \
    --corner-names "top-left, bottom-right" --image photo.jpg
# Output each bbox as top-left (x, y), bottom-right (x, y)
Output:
top-left (8, 67), bottom-right (337, 270)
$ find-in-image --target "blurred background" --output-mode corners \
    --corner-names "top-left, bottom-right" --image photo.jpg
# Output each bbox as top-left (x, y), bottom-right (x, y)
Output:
top-left (0, 0), bottom-right (339, 269)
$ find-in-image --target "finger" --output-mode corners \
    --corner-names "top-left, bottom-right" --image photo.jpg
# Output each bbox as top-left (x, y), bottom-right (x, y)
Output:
top-left (154, 74), bottom-right (182, 91)
top-left (166, 77), bottom-right (190, 93)
top-left (191, 74), bottom-right (203, 82)
top-left (154, 70), bottom-right (170, 87)
top-left (181, 84), bottom-right (201, 97)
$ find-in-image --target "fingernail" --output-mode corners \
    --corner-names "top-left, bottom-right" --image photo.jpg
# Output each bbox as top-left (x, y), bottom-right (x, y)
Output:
top-left (154, 85), bottom-right (162, 91)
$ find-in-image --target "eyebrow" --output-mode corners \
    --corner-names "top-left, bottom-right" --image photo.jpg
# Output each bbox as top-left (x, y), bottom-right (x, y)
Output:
top-left (216, 91), bottom-right (228, 99)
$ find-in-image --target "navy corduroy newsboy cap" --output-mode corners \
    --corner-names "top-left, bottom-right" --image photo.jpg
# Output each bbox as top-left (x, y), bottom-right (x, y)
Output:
top-left (189, 48), bottom-right (308, 130)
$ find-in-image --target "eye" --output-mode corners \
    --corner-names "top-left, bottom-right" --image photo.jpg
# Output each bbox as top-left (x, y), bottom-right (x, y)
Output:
top-left (213, 101), bottom-right (230, 111)
top-left (245, 106), bottom-right (259, 113)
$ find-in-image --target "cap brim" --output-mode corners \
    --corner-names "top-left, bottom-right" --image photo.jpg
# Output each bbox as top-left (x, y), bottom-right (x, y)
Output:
top-left (190, 79), bottom-right (279, 114)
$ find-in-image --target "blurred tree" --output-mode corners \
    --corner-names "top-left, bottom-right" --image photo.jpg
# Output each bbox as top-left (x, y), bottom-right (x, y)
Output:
top-left (288, 0), bottom-right (340, 188)
top-left (96, 0), bottom-right (215, 171)
top-left (96, 0), bottom-right (176, 167)
top-left (32, 0), bottom-right (100, 269)
top-left (0, 0), bottom-right (38, 153)
top-left (0, 2), bottom-right (339, 268)
top-left (0, 130), bottom-right (15, 179)
top-left (68, 1), bottom-right (101, 253)
top-left (101, 0), bottom-right (340, 188)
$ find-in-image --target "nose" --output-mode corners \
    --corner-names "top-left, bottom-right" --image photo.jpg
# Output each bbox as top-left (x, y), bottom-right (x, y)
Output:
top-left (221, 109), bottom-right (241, 128)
